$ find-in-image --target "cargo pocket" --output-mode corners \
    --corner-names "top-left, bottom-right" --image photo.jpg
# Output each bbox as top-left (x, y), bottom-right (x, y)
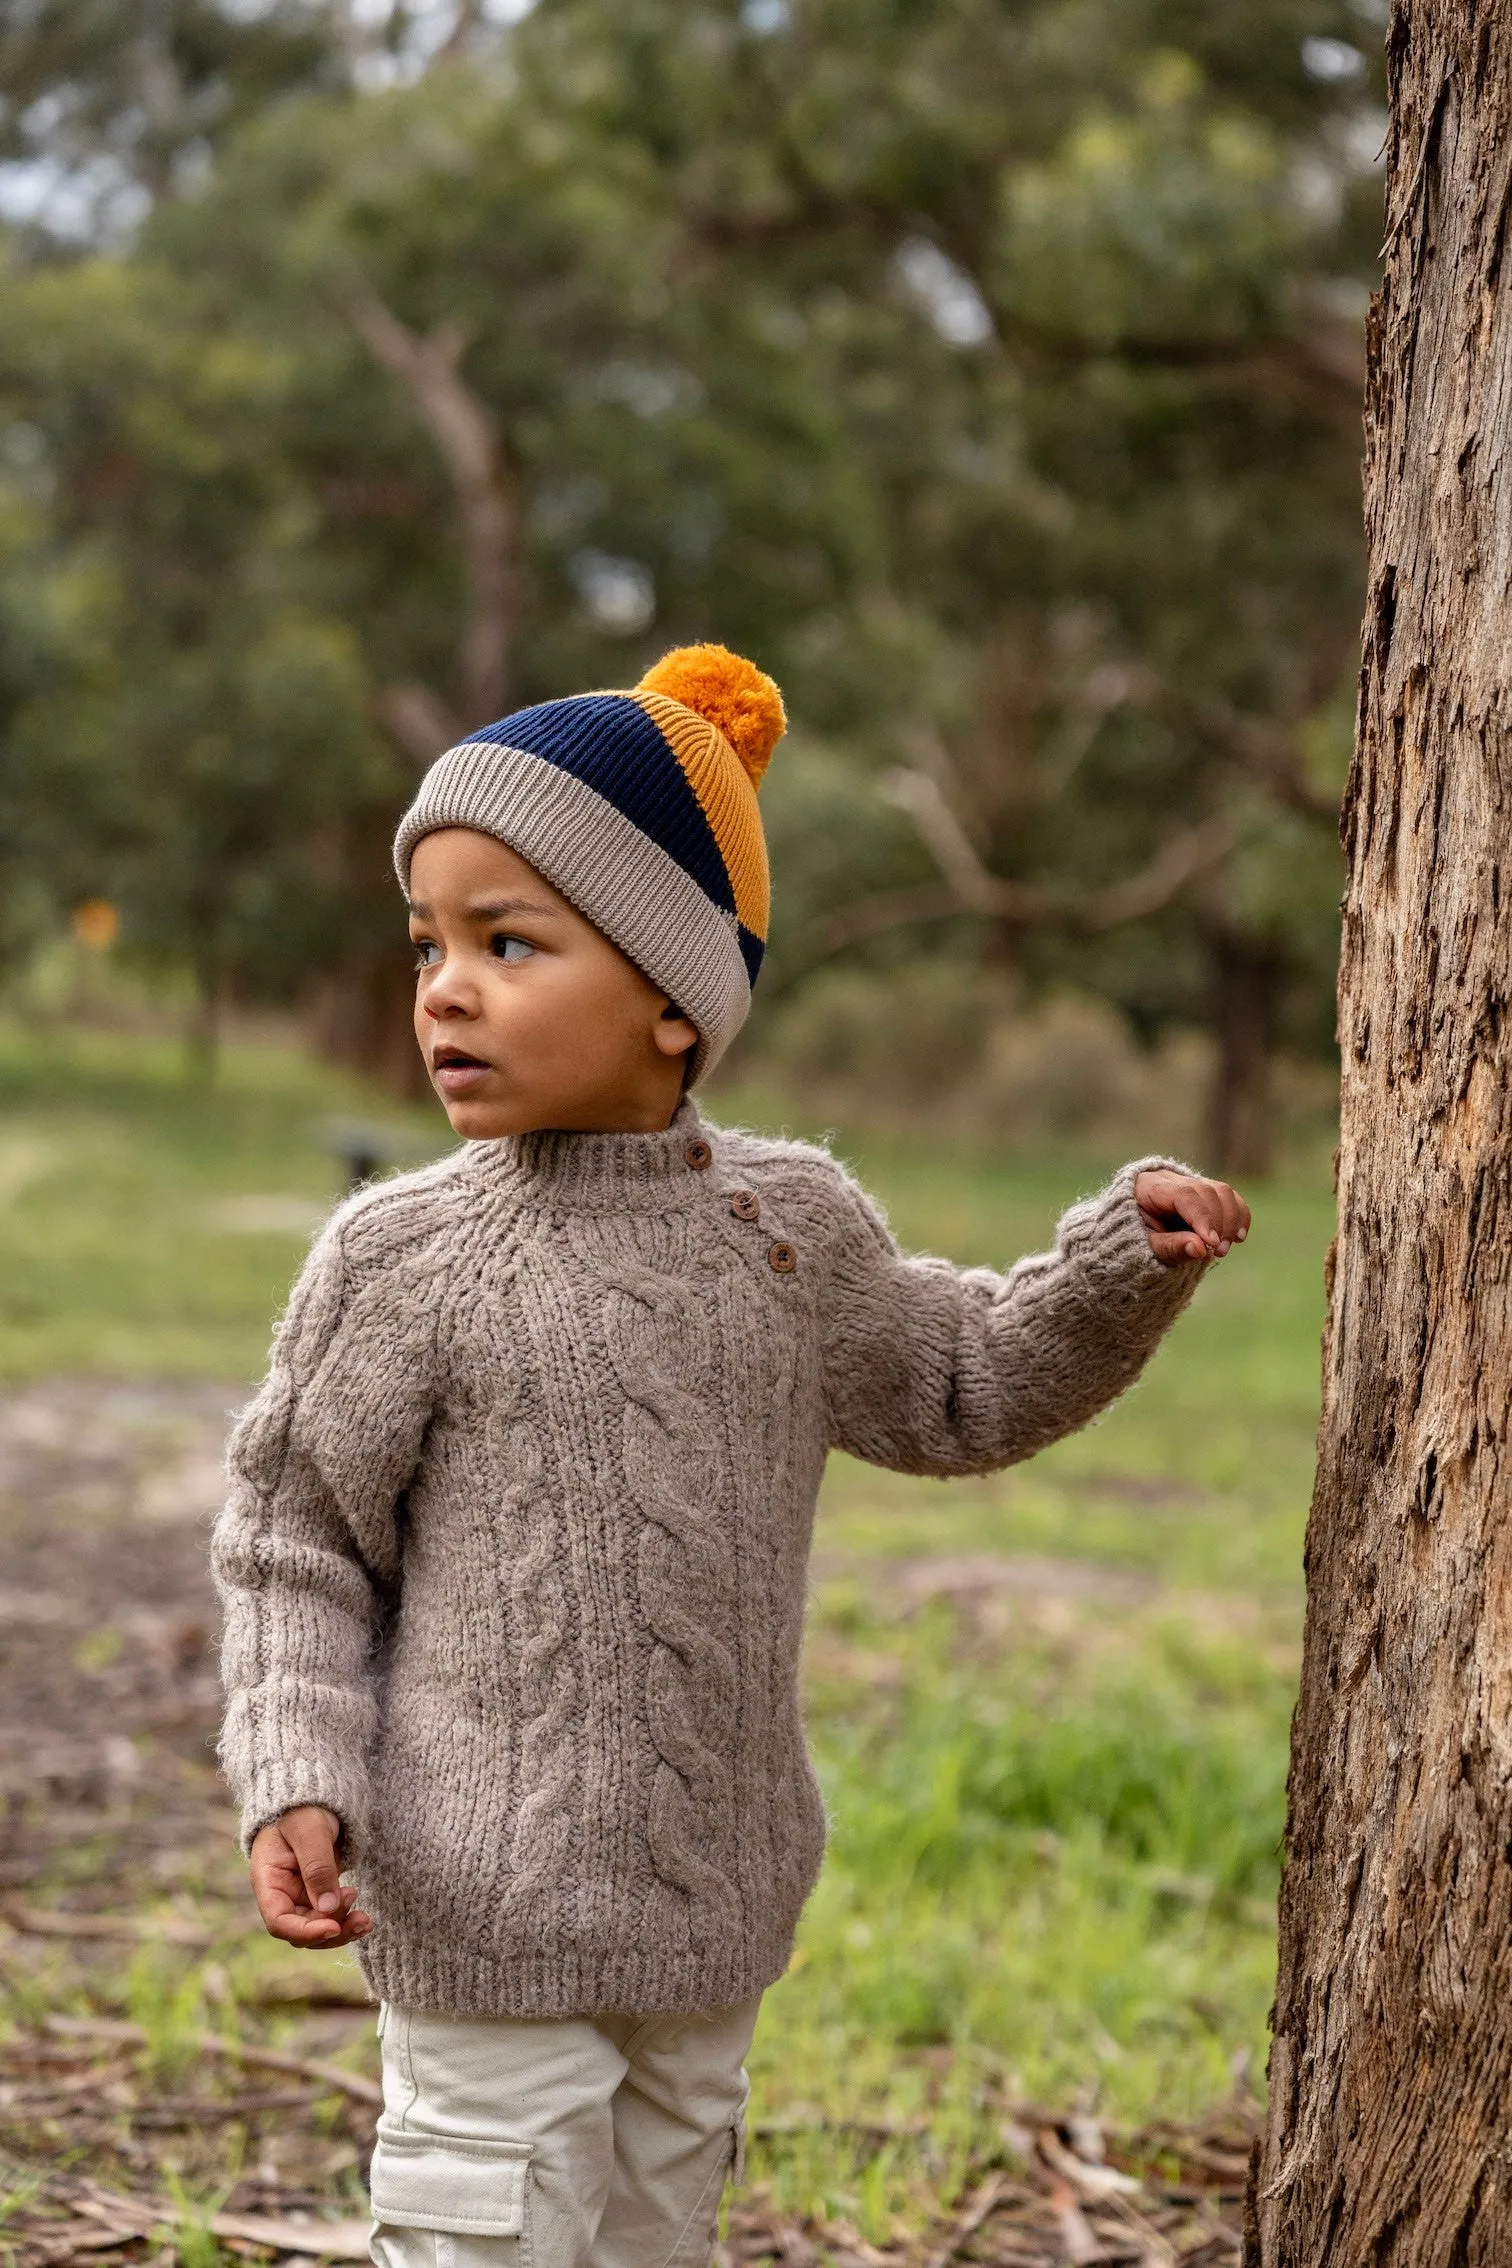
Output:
top-left (369, 2127), bottom-right (532, 2268)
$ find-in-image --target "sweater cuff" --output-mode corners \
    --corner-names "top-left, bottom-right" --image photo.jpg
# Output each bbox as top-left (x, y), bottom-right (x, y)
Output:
top-left (1060, 1154), bottom-right (1208, 1317)
top-left (236, 1776), bottom-right (366, 1862)
top-left (221, 1682), bottom-right (374, 1858)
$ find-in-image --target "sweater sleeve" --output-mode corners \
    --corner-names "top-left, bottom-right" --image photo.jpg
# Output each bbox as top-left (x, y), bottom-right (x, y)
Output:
top-left (820, 1156), bottom-right (1205, 1476)
top-left (212, 1210), bottom-right (436, 1857)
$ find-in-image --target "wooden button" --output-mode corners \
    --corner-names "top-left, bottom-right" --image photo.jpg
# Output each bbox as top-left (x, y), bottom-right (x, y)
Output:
top-left (730, 1191), bottom-right (761, 1222)
top-left (684, 1138), bottom-right (712, 1170)
top-left (768, 1240), bottom-right (797, 1274)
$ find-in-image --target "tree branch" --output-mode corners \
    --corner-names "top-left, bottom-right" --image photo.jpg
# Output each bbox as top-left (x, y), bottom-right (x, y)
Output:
top-left (378, 681), bottom-right (461, 771)
top-left (883, 759), bottom-right (1234, 929)
top-left (791, 786), bottom-right (1234, 972)
top-left (342, 281), bottom-right (515, 729)
top-left (1077, 812), bottom-right (1235, 929)
top-left (804, 882), bottom-right (967, 961)
top-left (1163, 688), bottom-right (1343, 825)
top-left (880, 767), bottom-right (1046, 919)
top-left (1038, 658), bottom-right (1344, 826)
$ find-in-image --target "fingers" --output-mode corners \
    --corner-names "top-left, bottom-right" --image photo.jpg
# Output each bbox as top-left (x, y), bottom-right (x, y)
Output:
top-left (1194, 1179), bottom-right (1247, 1249)
top-left (1134, 1170), bottom-right (1250, 1266)
top-left (1147, 1227), bottom-right (1211, 1269)
top-left (249, 1809), bottom-right (372, 1949)
top-left (268, 1898), bottom-right (373, 1949)
top-left (1206, 1179), bottom-right (1248, 1251)
top-left (282, 1805), bottom-right (346, 1919)
top-left (1180, 1181), bottom-right (1230, 1255)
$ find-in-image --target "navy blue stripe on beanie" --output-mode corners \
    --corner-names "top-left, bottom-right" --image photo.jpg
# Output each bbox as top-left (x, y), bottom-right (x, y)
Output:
top-left (470, 697), bottom-right (737, 921)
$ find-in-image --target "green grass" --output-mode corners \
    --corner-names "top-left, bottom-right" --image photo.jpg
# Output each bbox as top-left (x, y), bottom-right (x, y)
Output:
top-left (0, 1024), bottom-right (1332, 2236)
top-left (708, 1099), bottom-right (1328, 2225)
top-left (0, 1023), bottom-right (447, 1379)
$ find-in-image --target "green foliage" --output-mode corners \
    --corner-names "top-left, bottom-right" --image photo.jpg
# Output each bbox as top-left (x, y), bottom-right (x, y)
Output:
top-left (0, 0), bottom-right (1378, 1120)
top-left (161, 2173), bottom-right (234, 2268)
top-left (0, 1), bottom-right (352, 223)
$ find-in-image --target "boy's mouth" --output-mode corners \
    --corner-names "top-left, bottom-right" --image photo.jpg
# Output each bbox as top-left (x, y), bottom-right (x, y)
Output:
top-left (432, 1046), bottom-right (493, 1098)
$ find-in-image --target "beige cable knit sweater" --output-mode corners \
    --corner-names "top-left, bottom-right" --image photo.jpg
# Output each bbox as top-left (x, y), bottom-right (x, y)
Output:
top-left (213, 1105), bottom-right (1200, 2018)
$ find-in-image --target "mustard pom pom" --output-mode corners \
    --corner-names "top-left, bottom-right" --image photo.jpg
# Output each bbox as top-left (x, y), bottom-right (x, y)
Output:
top-left (636, 643), bottom-right (786, 786)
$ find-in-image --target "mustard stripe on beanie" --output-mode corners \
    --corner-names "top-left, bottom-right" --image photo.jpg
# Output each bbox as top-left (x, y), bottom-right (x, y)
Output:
top-left (392, 645), bottom-right (785, 1082)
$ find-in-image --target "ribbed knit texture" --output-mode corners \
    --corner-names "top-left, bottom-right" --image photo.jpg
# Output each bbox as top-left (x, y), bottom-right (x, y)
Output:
top-left (392, 647), bottom-right (785, 1083)
top-left (213, 1108), bottom-right (1202, 2019)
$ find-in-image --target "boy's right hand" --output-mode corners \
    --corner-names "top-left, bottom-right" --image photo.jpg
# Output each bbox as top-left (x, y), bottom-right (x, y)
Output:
top-left (249, 1805), bottom-right (372, 1949)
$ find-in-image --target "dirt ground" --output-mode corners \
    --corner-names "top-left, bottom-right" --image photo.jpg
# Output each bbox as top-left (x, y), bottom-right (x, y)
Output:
top-left (0, 1380), bottom-right (1252, 2267)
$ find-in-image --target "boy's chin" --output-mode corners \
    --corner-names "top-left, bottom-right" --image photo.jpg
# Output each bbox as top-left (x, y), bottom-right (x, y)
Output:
top-left (436, 1090), bottom-right (530, 1141)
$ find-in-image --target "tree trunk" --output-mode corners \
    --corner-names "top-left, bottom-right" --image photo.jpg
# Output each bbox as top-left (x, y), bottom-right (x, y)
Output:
top-left (306, 804), bottom-right (433, 1101)
top-left (185, 930), bottom-right (222, 1086)
top-left (1251, 12), bottom-right (1512, 2263)
top-left (1205, 925), bottom-right (1281, 1180)
top-left (344, 283), bottom-right (518, 730)
top-left (311, 936), bottom-right (434, 1104)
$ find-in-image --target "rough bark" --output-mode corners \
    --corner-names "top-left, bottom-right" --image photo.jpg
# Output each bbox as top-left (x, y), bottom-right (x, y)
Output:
top-left (1252, 9), bottom-right (1512, 2263)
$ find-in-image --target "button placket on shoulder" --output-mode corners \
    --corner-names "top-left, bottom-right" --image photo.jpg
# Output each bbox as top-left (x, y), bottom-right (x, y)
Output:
top-left (684, 1137), bottom-right (713, 1171)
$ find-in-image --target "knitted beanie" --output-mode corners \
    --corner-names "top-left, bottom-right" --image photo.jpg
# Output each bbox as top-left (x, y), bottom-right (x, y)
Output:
top-left (393, 645), bottom-right (785, 1083)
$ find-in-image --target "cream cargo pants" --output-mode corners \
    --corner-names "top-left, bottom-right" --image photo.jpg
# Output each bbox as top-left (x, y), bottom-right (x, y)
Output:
top-left (368, 1999), bottom-right (760, 2268)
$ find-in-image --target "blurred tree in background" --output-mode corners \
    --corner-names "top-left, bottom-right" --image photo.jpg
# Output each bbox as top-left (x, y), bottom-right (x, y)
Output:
top-left (0, 0), bottom-right (1384, 1158)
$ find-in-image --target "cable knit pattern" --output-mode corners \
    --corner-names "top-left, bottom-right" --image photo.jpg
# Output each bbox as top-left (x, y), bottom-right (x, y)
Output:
top-left (214, 1107), bottom-right (1204, 2018)
top-left (599, 1253), bottom-right (742, 1960)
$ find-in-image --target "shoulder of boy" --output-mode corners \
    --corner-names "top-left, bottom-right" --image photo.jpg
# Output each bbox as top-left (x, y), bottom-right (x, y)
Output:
top-left (712, 1125), bottom-right (892, 1254)
top-left (309, 1146), bottom-right (478, 1278)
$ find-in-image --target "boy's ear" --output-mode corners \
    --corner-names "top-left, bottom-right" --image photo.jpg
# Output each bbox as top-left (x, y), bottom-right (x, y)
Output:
top-left (654, 1001), bottom-right (699, 1060)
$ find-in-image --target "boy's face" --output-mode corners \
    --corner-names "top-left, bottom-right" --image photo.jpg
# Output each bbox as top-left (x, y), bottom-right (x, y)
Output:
top-left (407, 828), bottom-right (699, 1137)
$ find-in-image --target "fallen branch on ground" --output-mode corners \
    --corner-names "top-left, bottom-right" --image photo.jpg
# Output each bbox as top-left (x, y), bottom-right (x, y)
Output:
top-left (130, 2087), bottom-right (323, 2126)
top-left (3, 1902), bottom-right (213, 1948)
top-left (43, 2015), bottom-right (382, 2109)
top-left (65, 2179), bottom-right (371, 2260)
top-left (922, 2168), bottom-right (1011, 2268)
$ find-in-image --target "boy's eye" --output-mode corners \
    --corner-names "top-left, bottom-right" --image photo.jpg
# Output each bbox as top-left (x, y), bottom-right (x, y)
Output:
top-left (492, 934), bottom-right (534, 964)
top-left (412, 939), bottom-right (441, 968)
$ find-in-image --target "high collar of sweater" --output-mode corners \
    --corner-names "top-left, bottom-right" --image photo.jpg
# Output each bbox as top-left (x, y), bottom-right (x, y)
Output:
top-left (472, 1099), bottom-right (714, 1214)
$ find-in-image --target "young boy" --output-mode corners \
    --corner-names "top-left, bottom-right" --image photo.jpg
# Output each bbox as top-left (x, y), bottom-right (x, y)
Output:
top-left (213, 645), bottom-right (1247, 2268)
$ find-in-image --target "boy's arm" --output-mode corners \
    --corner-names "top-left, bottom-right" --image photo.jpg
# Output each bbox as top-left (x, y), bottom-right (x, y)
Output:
top-left (820, 1157), bottom-right (1230, 1476)
top-left (212, 1212), bottom-right (435, 1876)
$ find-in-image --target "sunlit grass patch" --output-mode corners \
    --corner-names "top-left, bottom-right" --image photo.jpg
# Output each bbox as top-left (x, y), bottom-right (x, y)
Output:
top-left (744, 1591), bottom-right (1292, 2229)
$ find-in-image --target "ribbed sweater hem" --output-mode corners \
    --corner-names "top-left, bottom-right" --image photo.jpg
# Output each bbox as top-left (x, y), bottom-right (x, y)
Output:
top-left (354, 1930), bottom-right (799, 2020)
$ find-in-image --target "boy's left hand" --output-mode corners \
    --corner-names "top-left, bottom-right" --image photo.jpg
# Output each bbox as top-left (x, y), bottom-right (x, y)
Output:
top-left (1134, 1169), bottom-right (1249, 1268)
